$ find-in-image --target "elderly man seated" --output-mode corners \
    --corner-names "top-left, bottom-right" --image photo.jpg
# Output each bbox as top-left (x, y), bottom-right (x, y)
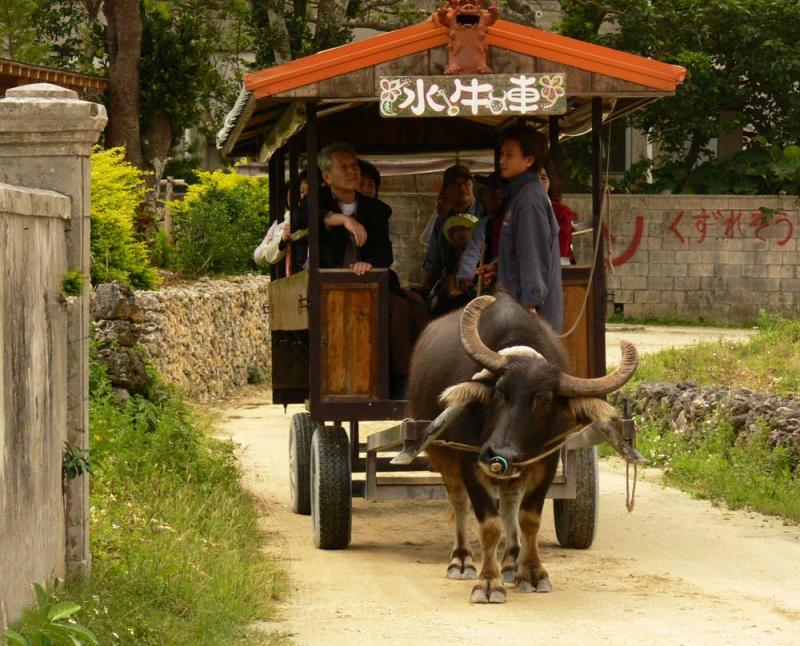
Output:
top-left (314, 142), bottom-right (428, 398)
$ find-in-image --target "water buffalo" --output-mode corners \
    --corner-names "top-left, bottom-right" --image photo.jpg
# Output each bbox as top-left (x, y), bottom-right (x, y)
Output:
top-left (405, 293), bottom-right (638, 603)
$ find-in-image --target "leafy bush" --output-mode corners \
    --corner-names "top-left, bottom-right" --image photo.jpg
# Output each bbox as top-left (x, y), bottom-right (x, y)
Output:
top-left (170, 171), bottom-right (270, 277)
top-left (91, 148), bottom-right (159, 289)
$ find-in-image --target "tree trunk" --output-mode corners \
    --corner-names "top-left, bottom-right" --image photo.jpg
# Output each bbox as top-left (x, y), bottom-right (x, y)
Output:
top-left (142, 109), bottom-right (173, 167)
top-left (266, 0), bottom-right (292, 63)
top-left (105, 0), bottom-right (144, 167)
top-left (673, 133), bottom-right (703, 193)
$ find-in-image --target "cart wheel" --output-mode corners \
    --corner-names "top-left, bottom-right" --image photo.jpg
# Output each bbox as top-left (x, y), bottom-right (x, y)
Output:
top-left (289, 412), bottom-right (315, 515)
top-left (554, 447), bottom-right (599, 549)
top-left (310, 425), bottom-right (352, 549)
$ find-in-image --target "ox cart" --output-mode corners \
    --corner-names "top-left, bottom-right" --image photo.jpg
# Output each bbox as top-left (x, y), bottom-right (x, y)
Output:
top-left (218, 16), bottom-right (685, 550)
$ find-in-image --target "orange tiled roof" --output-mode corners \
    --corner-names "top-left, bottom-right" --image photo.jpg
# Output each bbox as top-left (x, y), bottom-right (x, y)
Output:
top-left (245, 19), bottom-right (686, 99)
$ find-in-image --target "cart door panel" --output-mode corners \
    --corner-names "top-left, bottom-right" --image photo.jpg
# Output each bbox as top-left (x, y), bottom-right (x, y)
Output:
top-left (269, 271), bottom-right (311, 406)
top-left (318, 269), bottom-right (389, 402)
top-left (561, 265), bottom-right (596, 379)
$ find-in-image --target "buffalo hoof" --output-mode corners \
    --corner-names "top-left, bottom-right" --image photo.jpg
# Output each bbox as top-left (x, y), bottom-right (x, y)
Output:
top-left (447, 565), bottom-right (476, 580)
top-left (470, 578), bottom-right (506, 604)
top-left (447, 555), bottom-right (477, 580)
top-left (516, 577), bottom-right (552, 593)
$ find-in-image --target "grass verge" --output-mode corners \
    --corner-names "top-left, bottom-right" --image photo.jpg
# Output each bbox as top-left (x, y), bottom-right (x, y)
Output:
top-left (613, 312), bottom-right (800, 523)
top-left (629, 311), bottom-right (800, 395)
top-left (633, 413), bottom-right (800, 523)
top-left (11, 361), bottom-right (285, 645)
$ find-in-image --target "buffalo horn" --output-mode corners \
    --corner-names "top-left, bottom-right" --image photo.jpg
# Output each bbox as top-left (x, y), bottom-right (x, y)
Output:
top-left (557, 341), bottom-right (639, 397)
top-left (459, 296), bottom-right (507, 375)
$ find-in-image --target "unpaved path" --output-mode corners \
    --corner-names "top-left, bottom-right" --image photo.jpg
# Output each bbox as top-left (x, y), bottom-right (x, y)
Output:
top-left (214, 326), bottom-right (799, 645)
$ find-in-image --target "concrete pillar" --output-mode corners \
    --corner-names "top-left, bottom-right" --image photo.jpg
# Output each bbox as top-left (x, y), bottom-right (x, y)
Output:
top-left (0, 83), bottom-right (107, 579)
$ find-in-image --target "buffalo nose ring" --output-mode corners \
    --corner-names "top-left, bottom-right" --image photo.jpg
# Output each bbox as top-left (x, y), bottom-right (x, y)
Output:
top-left (488, 455), bottom-right (510, 475)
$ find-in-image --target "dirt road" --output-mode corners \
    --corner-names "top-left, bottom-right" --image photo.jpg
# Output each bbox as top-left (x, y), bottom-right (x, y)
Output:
top-left (215, 326), bottom-right (799, 645)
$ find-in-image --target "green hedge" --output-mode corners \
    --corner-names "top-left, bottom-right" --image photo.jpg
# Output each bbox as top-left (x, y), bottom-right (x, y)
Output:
top-left (170, 171), bottom-right (270, 277)
top-left (90, 148), bottom-right (159, 289)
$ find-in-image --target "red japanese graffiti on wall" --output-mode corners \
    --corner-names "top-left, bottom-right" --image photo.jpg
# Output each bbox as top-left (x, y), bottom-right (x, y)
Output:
top-left (606, 214), bottom-right (645, 267)
top-left (669, 209), bottom-right (795, 246)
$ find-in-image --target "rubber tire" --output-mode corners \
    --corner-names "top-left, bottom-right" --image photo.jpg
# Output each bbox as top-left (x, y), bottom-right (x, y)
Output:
top-left (310, 426), bottom-right (352, 550)
top-left (554, 447), bottom-right (599, 549)
top-left (289, 412), bottom-right (315, 515)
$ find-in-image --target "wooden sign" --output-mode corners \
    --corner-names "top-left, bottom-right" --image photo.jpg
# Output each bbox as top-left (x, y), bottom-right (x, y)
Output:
top-left (379, 74), bottom-right (567, 118)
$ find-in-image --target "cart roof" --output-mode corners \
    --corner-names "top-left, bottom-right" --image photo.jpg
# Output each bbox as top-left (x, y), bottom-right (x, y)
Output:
top-left (218, 18), bottom-right (686, 160)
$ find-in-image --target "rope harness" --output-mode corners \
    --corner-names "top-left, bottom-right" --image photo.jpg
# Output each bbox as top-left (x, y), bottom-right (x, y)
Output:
top-left (431, 421), bottom-right (640, 511)
top-left (431, 423), bottom-right (591, 466)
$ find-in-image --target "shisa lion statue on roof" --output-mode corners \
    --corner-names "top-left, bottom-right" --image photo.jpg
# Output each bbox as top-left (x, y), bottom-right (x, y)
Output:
top-left (433, 0), bottom-right (499, 75)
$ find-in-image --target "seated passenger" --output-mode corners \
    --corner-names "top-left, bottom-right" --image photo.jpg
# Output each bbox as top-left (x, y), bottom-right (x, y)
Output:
top-left (316, 143), bottom-right (428, 398)
top-left (540, 157), bottom-right (576, 265)
top-left (419, 184), bottom-right (452, 248)
top-left (456, 172), bottom-right (506, 294)
top-left (358, 159), bottom-right (381, 199)
top-left (428, 213), bottom-right (479, 317)
top-left (421, 164), bottom-right (484, 294)
top-left (253, 171), bottom-right (310, 275)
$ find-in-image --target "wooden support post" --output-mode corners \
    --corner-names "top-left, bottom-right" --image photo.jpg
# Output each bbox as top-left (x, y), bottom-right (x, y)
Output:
top-left (548, 115), bottom-right (561, 164)
top-left (163, 176), bottom-right (174, 241)
top-left (306, 102), bottom-right (321, 420)
top-left (591, 98), bottom-right (606, 378)
top-left (267, 153), bottom-right (278, 281)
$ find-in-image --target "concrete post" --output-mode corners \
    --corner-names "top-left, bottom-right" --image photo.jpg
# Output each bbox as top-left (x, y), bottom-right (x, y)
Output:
top-left (0, 83), bottom-right (107, 579)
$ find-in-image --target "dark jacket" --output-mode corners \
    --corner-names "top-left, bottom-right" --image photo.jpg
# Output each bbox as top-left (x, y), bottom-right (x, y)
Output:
top-left (497, 170), bottom-right (563, 332)
top-left (317, 187), bottom-right (394, 269)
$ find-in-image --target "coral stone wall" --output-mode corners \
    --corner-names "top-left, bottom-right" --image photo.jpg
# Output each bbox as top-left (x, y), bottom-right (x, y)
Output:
top-left (134, 276), bottom-right (271, 399)
top-left (94, 276), bottom-right (272, 401)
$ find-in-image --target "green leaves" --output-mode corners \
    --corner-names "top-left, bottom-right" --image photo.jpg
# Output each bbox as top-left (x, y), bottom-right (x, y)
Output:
top-left (90, 148), bottom-right (159, 289)
top-left (559, 0), bottom-right (800, 186)
top-left (2, 584), bottom-right (97, 646)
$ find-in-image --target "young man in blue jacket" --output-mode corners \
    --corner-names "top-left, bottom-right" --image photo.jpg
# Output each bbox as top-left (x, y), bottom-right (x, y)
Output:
top-left (496, 126), bottom-right (563, 332)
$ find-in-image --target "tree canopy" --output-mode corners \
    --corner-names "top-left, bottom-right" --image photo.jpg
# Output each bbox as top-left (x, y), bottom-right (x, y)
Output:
top-left (557, 0), bottom-right (800, 180)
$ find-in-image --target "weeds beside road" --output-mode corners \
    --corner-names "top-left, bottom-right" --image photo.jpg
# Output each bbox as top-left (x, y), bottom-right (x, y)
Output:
top-left (620, 313), bottom-right (800, 523)
top-left (10, 363), bottom-right (284, 645)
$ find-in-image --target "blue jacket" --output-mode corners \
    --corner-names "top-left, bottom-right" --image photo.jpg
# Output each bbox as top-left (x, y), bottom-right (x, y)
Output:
top-left (496, 170), bottom-right (563, 332)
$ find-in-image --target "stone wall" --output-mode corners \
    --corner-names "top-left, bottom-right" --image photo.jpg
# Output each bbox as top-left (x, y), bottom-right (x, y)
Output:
top-left (0, 84), bottom-right (104, 627)
top-left (567, 194), bottom-right (800, 322)
top-left (0, 184), bottom-right (71, 626)
top-left (380, 179), bottom-right (800, 323)
top-left (622, 381), bottom-right (800, 472)
top-left (93, 276), bottom-right (272, 401)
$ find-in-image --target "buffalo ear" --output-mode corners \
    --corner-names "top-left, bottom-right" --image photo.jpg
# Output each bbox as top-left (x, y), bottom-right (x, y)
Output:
top-left (568, 397), bottom-right (618, 423)
top-left (438, 381), bottom-right (493, 407)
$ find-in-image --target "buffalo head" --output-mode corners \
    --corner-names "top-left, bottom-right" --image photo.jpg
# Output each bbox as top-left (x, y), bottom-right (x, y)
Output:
top-left (438, 296), bottom-right (639, 480)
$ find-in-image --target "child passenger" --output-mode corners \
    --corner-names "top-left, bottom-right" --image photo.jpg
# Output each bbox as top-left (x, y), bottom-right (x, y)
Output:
top-left (496, 126), bottom-right (563, 332)
top-left (428, 213), bottom-right (479, 316)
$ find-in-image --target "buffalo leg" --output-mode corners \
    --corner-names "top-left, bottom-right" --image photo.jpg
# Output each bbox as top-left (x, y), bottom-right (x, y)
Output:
top-left (499, 487), bottom-right (522, 583)
top-left (428, 448), bottom-right (476, 579)
top-left (517, 459), bottom-right (558, 593)
top-left (461, 457), bottom-right (505, 604)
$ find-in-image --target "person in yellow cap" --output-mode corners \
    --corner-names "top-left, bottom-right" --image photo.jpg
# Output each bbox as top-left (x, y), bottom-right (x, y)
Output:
top-left (429, 212), bottom-right (480, 316)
